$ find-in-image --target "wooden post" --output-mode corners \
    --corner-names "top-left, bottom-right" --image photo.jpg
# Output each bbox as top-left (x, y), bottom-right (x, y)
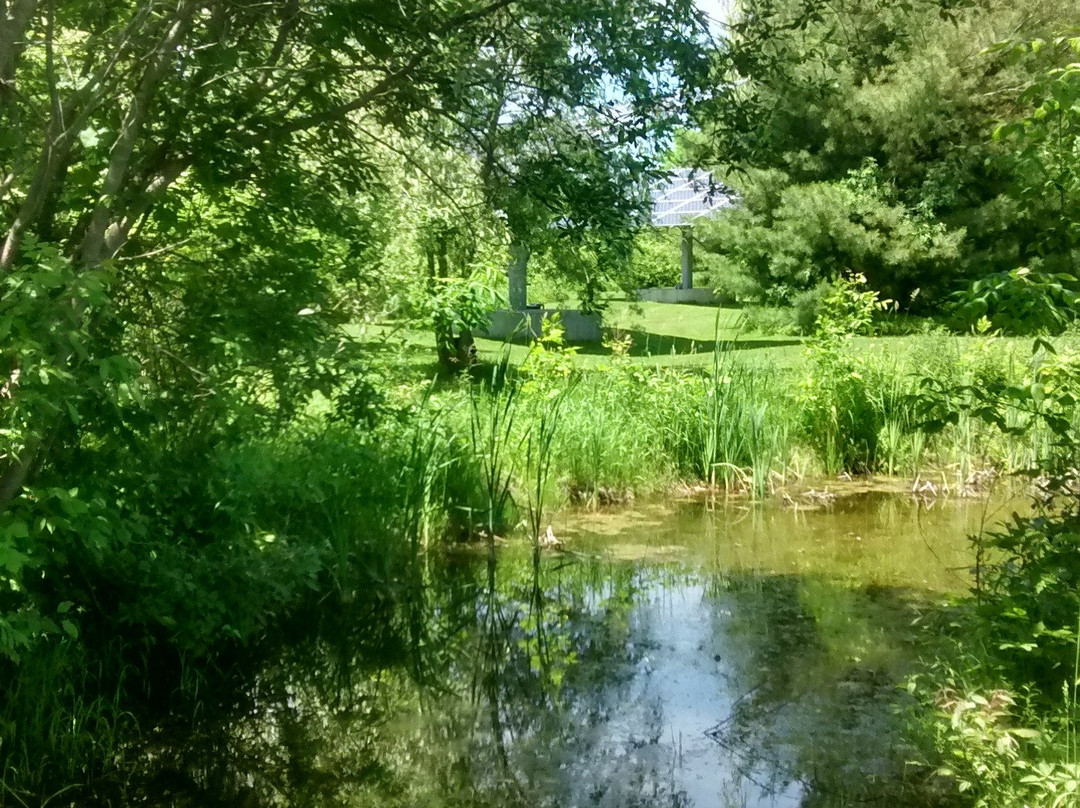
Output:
top-left (680, 226), bottom-right (693, 290)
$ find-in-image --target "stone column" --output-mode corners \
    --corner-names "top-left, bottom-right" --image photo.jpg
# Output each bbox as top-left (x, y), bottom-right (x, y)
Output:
top-left (508, 241), bottom-right (530, 310)
top-left (680, 226), bottom-right (693, 290)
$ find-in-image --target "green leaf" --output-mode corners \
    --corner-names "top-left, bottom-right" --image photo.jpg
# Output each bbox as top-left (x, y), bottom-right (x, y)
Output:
top-left (0, 545), bottom-right (28, 575)
top-left (78, 128), bottom-right (101, 149)
top-left (3, 521), bottom-right (28, 540)
top-left (1010, 728), bottom-right (1041, 739)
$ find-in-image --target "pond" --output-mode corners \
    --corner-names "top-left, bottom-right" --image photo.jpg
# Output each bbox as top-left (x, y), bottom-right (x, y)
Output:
top-left (123, 488), bottom-right (1017, 807)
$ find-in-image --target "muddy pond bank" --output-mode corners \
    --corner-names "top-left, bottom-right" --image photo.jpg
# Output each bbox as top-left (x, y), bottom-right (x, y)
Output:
top-left (114, 489), bottom-right (1015, 807)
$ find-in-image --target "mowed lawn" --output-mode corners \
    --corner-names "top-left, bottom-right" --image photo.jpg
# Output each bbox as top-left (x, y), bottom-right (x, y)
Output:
top-left (358, 301), bottom-right (797, 373)
top-left (541, 300), bottom-right (804, 368)
top-left (358, 299), bottom-right (1035, 376)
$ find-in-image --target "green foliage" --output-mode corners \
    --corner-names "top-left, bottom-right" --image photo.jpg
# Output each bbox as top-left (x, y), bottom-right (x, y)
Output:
top-left (739, 305), bottom-right (799, 336)
top-left (551, 355), bottom-right (683, 502)
top-left (505, 324), bottom-right (1065, 498)
top-left (954, 348), bottom-right (1080, 691)
top-left (696, 0), bottom-right (1022, 186)
top-left (600, 227), bottom-right (726, 295)
top-left (910, 626), bottom-right (1080, 808)
top-left (995, 35), bottom-right (1080, 267)
top-left (976, 508), bottom-right (1080, 694)
top-left (952, 267), bottom-right (1080, 335)
top-left (691, 0), bottom-right (1080, 308)
top-left (0, 0), bottom-right (713, 794)
top-left (10, 3), bottom-right (1080, 800)
top-left (698, 163), bottom-right (964, 305)
top-left (519, 315), bottom-right (580, 393)
top-left (814, 272), bottom-right (891, 340)
top-left (795, 274), bottom-right (894, 472)
top-left (517, 318), bottom-right (680, 503)
top-left (619, 228), bottom-right (683, 291)
top-left (791, 282), bottom-right (833, 335)
top-left (909, 340), bottom-right (1080, 806)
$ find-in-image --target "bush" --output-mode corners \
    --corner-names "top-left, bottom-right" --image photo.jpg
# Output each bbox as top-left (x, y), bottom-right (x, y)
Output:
top-left (950, 267), bottom-right (1080, 336)
top-left (795, 274), bottom-right (894, 471)
top-left (793, 281), bottom-right (832, 335)
top-left (909, 343), bottom-right (1080, 808)
top-left (697, 162), bottom-right (965, 306)
top-left (622, 228), bottom-right (682, 290)
top-left (740, 305), bottom-right (798, 336)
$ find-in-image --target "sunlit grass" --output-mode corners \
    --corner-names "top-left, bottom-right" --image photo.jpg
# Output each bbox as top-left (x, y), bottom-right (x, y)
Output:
top-left (355, 302), bottom-right (1046, 374)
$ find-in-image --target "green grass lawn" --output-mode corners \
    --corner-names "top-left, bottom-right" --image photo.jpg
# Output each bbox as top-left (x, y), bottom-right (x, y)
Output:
top-left (357, 299), bottom-right (1047, 377)
top-left (356, 301), bottom-right (798, 373)
top-left (474, 301), bottom-right (930, 370)
top-left (578, 300), bottom-right (802, 367)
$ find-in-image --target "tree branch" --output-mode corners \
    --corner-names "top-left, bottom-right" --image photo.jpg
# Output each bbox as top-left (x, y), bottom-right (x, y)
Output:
top-left (80, 0), bottom-right (199, 266)
top-left (265, 0), bottom-right (517, 137)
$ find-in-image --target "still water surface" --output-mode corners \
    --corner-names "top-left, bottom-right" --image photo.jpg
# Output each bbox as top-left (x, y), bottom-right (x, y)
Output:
top-left (136, 489), bottom-right (1016, 807)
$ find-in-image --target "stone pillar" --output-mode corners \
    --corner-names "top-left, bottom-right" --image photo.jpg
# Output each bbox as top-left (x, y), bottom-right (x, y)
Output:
top-left (680, 226), bottom-right (693, 290)
top-left (508, 241), bottom-right (530, 310)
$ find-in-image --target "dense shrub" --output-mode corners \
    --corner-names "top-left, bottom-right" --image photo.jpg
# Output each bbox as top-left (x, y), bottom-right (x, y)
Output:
top-left (908, 344), bottom-right (1080, 807)
top-left (950, 267), bottom-right (1080, 335)
top-left (697, 163), bottom-right (965, 307)
top-left (621, 229), bottom-right (682, 290)
top-left (792, 281), bottom-right (832, 335)
top-left (739, 305), bottom-right (798, 336)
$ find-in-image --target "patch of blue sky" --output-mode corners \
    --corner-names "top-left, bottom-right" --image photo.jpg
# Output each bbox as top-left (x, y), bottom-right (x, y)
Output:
top-left (697, 0), bottom-right (733, 34)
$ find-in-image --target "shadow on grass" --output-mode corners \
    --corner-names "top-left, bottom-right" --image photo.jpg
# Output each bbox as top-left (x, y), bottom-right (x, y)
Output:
top-left (360, 323), bottom-right (802, 379)
top-left (568, 329), bottom-right (801, 357)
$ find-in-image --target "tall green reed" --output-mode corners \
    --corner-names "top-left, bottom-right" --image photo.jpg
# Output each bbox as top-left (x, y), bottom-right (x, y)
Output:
top-left (400, 385), bottom-right (454, 551)
top-left (524, 379), bottom-right (575, 547)
top-left (469, 358), bottom-right (522, 540)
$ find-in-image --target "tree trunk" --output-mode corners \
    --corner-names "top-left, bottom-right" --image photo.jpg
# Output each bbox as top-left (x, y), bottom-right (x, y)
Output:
top-left (429, 236), bottom-right (475, 373)
top-left (0, 0), bottom-right (38, 101)
top-left (80, 1), bottom-right (196, 267)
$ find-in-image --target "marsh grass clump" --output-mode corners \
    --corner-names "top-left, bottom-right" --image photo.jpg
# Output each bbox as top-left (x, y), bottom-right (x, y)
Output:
top-left (547, 366), bottom-right (680, 503)
top-left (665, 355), bottom-right (794, 497)
top-left (0, 638), bottom-right (135, 803)
top-left (494, 317), bottom-right (1060, 503)
top-left (513, 322), bottom-right (686, 505)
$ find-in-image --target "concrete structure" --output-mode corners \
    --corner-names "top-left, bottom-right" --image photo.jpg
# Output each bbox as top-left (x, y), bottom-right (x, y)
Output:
top-left (493, 236), bottom-right (602, 341)
top-left (488, 170), bottom-right (733, 336)
top-left (680, 225), bottom-right (694, 290)
top-left (481, 308), bottom-right (602, 342)
top-left (507, 242), bottom-right (530, 311)
top-left (636, 287), bottom-right (719, 305)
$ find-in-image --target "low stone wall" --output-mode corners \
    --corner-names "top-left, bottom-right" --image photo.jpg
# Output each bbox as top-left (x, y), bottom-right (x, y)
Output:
top-left (481, 309), bottom-right (603, 342)
top-left (636, 287), bottom-right (719, 305)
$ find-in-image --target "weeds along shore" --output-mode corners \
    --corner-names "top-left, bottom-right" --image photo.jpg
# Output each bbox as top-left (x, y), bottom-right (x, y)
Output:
top-left (410, 325), bottom-right (1070, 524)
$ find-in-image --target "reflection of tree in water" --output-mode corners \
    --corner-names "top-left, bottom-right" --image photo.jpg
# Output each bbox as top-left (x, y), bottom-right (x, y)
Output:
top-left (705, 573), bottom-right (945, 806)
top-left (120, 548), bottom-right (694, 807)
top-left (118, 551), bottom-right (445, 806)
top-left (429, 548), bottom-right (691, 808)
top-left (113, 548), bottom-right (951, 808)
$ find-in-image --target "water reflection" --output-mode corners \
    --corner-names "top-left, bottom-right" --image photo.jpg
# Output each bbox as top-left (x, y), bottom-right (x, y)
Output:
top-left (124, 492), bottom-right (1005, 807)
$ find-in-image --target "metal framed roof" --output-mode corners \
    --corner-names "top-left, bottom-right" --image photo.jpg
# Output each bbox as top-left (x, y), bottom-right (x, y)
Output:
top-left (650, 168), bottom-right (734, 228)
